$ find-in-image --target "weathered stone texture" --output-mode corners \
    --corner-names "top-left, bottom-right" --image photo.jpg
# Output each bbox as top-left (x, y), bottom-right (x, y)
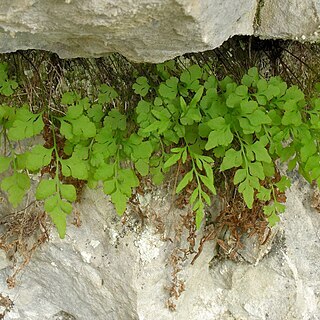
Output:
top-left (256, 0), bottom-right (320, 41)
top-left (1, 179), bottom-right (320, 320)
top-left (1, 0), bottom-right (320, 62)
top-left (1, 1), bottom-right (320, 62)
top-left (0, 0), bottom-right (257, 62)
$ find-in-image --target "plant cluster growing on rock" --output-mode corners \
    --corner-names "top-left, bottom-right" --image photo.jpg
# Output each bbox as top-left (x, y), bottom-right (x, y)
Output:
top-left (1, 59), bottom-right (320, 239)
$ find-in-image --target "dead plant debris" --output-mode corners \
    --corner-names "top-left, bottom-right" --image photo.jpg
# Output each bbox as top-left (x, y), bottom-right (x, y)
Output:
top-left (0, 293), bottom-right (13, 320)
top-left (0, 200), bottom-right (49, 288)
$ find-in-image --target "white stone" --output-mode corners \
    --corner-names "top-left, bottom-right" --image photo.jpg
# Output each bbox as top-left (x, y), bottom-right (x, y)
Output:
top-left (89, 240), bottom-right (100, 249)
top-left (256, 0), bottom-right (320, 41)
top-left (0, 179), bottom-right (320, 319)
top-left (0, 0), bottom-right (257, 62)
top-left (80, 251), bottom-right (92, 264)
top-left (0, 0), bottom-right (319, 63)
top-left (0, 0), bottom-right (319, 62)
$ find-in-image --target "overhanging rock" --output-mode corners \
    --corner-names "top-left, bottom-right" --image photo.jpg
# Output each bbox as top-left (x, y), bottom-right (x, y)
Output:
top-left (1, 0), bottom-right (257, 62)
top-left (1, 1), bottom-right (320, 63)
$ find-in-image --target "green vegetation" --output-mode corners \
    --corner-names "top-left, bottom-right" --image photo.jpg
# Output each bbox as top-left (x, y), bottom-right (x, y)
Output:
top-left (1, 60), bottom-right (320, 238)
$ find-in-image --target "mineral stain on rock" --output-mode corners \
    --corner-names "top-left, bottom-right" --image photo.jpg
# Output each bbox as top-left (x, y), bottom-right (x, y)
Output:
top-left (51, 310), bottom-right (77, 320)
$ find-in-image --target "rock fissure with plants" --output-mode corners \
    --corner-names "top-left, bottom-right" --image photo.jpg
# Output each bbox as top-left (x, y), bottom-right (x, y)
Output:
top-left (1, 60), bottom-right (320, 239)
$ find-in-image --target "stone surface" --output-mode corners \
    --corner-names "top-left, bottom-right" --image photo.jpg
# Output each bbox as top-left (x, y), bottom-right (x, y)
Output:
top-left (0, 250), bottom-right (10, 271)
top-left (0, 1), bottom-right (320, 62)
top-left (1, 0), bottom-right (320, 63)
top-left (256, 0), bottom-right (320, 41)
top-left (1, 178), bottom-right (320, 320)
top-left (0, 0), bottom-right (256, 62)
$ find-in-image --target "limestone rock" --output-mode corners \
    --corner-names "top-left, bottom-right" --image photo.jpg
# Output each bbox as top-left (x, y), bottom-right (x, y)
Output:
top-left (256, 0), bottom-right (320, 41)
top-left (1, 179), bottom-right (320, 319)
top-left (0, 0), bottom-right (257, 62)
top-left (0, 250), bottom-right (10, 271)
top-left (1, 1), bottom-right (320, 62)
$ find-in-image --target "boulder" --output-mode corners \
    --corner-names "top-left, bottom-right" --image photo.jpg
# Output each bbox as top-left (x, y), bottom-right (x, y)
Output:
top-left (0, 0), bottom-right (257, 62)
top-left (1, 1), bottom-right (320, 62)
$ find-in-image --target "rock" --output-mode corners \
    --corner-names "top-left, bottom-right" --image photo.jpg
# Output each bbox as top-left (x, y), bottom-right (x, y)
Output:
top-left (0, 250), bottom-right (10, 271)
top-left (1, 1), bottom-right (320, 63)
top-left (256, 0), bottom-right (320, 41)
top-left (0, 0), bottom-right (257, 62)
top-left (0, 179), bottom-right (320, 320)
top-left (1, 1), bottom-right (320, 62)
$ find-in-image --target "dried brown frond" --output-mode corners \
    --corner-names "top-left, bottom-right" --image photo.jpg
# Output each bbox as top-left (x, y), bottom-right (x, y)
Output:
top-left (0, 200), bottom-right (50, 287)
top-left (0, 293), bottom-right (13, 319)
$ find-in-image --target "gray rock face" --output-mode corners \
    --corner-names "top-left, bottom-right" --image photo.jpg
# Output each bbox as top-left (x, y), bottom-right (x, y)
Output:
top-left (256, 0), bottom-right (320, 42)
top-left (0, 0), bottom-right (257, 62)
top-left (1, 0), bottom-right (320, 62)
top-left (1, 179), bottom-right (320, 320)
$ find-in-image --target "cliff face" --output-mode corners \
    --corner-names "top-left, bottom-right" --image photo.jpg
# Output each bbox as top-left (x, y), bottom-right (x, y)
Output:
top-left (1, 2), bottom-right (320, 319)
top-left (0, 1), bottom-right (318, 63)
top-left (1, 178), bottom-right (320, 320)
